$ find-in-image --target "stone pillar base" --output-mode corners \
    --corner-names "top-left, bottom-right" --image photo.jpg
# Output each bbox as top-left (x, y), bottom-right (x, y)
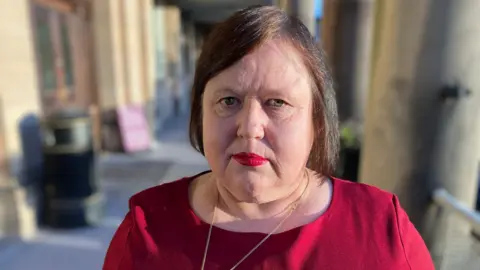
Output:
top-left (0, 181), bottom-right (37, 240)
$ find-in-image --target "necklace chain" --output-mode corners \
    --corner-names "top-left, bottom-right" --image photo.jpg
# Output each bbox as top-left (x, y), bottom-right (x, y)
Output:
top-left (200, 173), bottom-right (310, 270)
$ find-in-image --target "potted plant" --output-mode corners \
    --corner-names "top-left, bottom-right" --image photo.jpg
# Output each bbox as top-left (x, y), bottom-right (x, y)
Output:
top-left (335, 122), bottom-right (362, 182)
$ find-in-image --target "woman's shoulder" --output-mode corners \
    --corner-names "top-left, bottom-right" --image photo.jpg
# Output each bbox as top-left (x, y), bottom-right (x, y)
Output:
top-left (330, 178), bottom-right (404, 222)
top-left (326, 179), bottom-right (433, 268)
top-left (127, 172), bottom-right (204, 212)
top-left (330, 178), bottom-right (434, 269)
top-left (332, 177), bottom-right (396, 205)
top-left (129, 178), bottom-right (187, 205)
top-left (103, 174), bottom-right (203, 269)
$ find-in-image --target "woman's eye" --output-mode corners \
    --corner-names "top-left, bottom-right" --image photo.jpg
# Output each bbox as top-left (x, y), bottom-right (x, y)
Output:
top-left (266, 99), bottom-right (286, 108)
top-left (219, 97), bottom-right (239, 106)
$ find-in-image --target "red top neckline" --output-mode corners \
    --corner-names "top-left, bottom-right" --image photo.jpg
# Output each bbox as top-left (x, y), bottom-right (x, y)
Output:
top-left (183, 170), bottom-right (336, 237)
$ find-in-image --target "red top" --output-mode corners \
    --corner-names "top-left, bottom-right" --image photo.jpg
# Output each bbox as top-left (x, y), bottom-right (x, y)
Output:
top-left (103, 173), bottom-right (434, 270)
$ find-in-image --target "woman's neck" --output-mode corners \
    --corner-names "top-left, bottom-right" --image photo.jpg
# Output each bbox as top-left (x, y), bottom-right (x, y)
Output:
top-left (213, 171), bottom-right (311, 222)
top-left (190, 170), bottom-right (331, 234)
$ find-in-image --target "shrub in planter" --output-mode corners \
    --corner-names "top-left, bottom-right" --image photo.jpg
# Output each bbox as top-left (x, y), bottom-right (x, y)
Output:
top-left (335, 125), bottom-right (362, 182)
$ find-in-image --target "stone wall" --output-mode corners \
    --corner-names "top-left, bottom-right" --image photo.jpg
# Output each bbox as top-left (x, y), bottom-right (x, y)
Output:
top-left (0, 0), bottom-right (41, 175)
top-left (0, 0), bottom-right (40, 238)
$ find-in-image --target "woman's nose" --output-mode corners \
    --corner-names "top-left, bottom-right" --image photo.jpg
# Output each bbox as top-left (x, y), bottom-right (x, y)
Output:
top-left (236, 100), bottom-right (267, 140)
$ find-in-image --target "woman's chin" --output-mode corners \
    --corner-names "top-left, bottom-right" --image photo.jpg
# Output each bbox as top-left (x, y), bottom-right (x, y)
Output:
top-left (227, 168), bottom-right (271, 185)
top-left (230, 176), bottom-right (272, 202)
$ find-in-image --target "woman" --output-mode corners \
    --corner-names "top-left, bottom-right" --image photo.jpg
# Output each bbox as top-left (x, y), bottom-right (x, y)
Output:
top-left (104, 5), bottom-right (434, 270)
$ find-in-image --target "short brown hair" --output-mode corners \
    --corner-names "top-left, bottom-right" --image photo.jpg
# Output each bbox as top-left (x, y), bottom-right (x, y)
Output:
top-left (189, 5), bottom-right (339, 175)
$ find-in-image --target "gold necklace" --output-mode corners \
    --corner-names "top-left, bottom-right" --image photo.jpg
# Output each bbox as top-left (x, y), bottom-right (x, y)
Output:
top-left (200, 173), bottom-right (310, 270)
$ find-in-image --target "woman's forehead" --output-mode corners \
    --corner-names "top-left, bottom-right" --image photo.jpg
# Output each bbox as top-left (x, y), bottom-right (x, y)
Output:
top-left (208, 40), bottom-right (310, 93)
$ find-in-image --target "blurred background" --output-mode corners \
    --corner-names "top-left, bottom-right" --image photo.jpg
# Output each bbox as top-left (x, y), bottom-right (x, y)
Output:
top-left (0, 0), bottom-right (479, 269)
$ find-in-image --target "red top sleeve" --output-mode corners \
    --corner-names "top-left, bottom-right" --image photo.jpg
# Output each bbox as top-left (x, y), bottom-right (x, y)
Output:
top-left (103, 212), bottom-right (134, 270)
top-left (393, 196), bottom-right (435, 270)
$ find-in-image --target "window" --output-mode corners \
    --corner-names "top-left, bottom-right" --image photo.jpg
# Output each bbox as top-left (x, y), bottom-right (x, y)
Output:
top-left (33, 5), bottom-right (75, 94)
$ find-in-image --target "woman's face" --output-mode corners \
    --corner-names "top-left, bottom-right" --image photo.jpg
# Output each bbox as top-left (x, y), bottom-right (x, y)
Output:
top-left (202, 40), bottom-right (315, 203)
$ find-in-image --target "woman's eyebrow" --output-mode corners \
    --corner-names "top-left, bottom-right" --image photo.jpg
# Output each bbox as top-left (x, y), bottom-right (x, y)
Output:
top-left (210, 87), bottom-right (239, 99)
top-left (260, 80), bottom-right (305, 97)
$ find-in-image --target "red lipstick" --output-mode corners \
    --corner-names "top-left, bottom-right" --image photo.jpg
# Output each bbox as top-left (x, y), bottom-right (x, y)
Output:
top-left (232, 152), bottom-right (268, 167)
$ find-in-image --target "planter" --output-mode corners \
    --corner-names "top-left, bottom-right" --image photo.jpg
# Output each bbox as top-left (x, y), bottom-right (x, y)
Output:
top-left (335, 146), bottom-right (361, 182)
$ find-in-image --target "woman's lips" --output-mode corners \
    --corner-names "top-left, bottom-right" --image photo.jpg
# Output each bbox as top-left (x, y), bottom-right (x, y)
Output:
top-left (232, 152), bottom-right (268, 167)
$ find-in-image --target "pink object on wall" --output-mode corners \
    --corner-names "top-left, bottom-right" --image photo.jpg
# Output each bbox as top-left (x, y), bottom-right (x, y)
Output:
top-left (116, 105), bottom-right (151, 153)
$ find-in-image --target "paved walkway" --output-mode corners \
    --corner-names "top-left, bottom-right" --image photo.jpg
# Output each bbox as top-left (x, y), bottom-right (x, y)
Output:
top-left (434, 215), bottom-right (480, 270)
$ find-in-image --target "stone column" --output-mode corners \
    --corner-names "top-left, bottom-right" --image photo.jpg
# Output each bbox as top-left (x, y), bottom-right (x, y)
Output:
top-left (274, 0), bottom-right (290, 12)
top-left (274, 0), bottom-right (317, 36)
top-left (322, 0), bottom-right (375, 125)
top-left (152, 6), bottom-right (171, 137)
top-left (0, 0), bottom-right (40, 239)
top-left (164, 6), bottom-right (182, 117)
top-left (0, 0), bottom-right (41, 176)
top-left (92, 0), bottom-right (127, 109)
top-left (180, 13), bottom-right (196, 115)
top-left (92, 0), bottom-right (154, 108)
top-left (121, 0), bottom-right (142, 105)
top-left (121, 0), bottom-right (154, 106)
top-left (292, 0), bottom-right (317, 35)
top-left (139, 0), bottom-right (156, 140)
top-left (360, 0), bottom-right (480, 267)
